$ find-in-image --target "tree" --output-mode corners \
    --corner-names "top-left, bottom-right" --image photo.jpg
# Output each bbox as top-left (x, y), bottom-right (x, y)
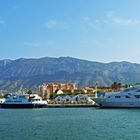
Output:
top-left (27, 90), bottom-right (33, 95)
top-left (3, 94), bottom-right (11, 99)
top-left (111, 82), bottom-right (122, 91)
top-left (50, 92), bottom-right (57, 99)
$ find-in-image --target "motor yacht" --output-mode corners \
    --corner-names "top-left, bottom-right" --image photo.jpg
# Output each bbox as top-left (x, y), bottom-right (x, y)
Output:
top-left (1, 94), bottom-right (48, 108)
top-left (92, 85), bottom-right (140, 108)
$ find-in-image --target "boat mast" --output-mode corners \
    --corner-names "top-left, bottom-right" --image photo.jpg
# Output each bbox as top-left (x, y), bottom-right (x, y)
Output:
top-left (95, 82), bottom-right (98, 98)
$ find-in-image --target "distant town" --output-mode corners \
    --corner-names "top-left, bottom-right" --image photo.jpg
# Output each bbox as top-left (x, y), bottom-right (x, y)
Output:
top-left (0, 82), bottom-right (139, 105)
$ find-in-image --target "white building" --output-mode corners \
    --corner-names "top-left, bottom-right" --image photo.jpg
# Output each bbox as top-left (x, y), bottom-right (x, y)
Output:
top-left (54, 95), bottom-right (94, 104)
top-left (56, 89), bottom-right (63, 95)
top-left (54, 96), bottom-right (63, 103)
top-left (63, 95), bottom-right (72, 103)
top-left (77, 95), bottom-right (88, 103)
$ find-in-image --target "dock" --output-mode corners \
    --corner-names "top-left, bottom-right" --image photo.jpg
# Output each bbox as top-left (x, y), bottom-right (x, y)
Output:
top-left (48, 104), bottom-right (98, 108)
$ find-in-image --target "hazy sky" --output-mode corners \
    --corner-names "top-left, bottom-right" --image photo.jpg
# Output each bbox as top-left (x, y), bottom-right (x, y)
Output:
top-left (1, 0), bottom-right (140, 63)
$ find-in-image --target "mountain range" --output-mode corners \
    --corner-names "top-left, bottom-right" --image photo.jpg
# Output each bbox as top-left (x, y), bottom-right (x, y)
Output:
top-left (1, 56), bottom-right (140, 92)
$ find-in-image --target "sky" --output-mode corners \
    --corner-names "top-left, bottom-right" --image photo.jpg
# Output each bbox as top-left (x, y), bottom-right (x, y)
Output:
top-left (1, 0), bottom-right (140, 63)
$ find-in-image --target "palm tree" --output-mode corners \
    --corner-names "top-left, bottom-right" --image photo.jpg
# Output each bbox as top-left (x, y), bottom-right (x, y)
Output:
top-left (111, 82), bottom-right (122, 91)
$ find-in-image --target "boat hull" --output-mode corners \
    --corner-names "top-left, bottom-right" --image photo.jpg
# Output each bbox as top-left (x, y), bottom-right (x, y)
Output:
top-left (0, 103), bottom-right (47, 109)
top-left (92, 98), bottom-right (140, 108)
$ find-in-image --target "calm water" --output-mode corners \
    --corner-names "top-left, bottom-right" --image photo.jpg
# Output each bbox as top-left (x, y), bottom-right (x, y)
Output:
top-left (0, 108), bottom-right (140, 140)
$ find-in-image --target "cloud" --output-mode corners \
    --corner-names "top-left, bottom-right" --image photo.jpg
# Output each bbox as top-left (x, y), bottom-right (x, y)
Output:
top-left (23, 41), bottom-right (55, 47)
top-left (82, 11), bottom-right (139, 28)
top-left (105, 11), bottom-right (139, 26)
top-left (44, 19), bottom-right (69, 29)
top-left (82, 16), bottom-right (91, 22)
top-left (23, 42), bottom-right (40, 47)
top-left (0, 20), bottom-right (6, 26)
top-left (81, 16), bottom-right (100, 31)
top-left (105, 11), bottom-right (116, 18)
top-left (80, 39), bottom-right (100, 46)
top-left (111, 18), bottom-right (139, 26)
top-left (45, 20), bottom-right (61, 28)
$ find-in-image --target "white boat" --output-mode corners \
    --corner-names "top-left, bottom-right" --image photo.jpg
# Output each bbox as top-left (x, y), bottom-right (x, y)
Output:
top-left (92, 85), bottom-right (140, 108)
top-left (1, 94), bottom-right (48, 108)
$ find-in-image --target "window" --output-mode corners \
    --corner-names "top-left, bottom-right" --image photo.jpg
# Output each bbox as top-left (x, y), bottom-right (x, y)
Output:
top-left (66, 99), bottom-right (69, 102)
top-left (135, 95), bottom-right (140, 98)
top-left (115, 96), bottom-right (121, 98)
top-left (125, 96), bottom-right (130, 98)
top-left (136, 90), bottom-right (140, 92)
top-left (19, 96), bottom-right (26, 99)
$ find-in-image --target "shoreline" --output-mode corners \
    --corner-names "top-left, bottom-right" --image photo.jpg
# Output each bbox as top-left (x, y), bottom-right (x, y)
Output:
top-left (0, 104), bottom-right (99, 109)
top-left (48, 104), bottom-right (98, 108)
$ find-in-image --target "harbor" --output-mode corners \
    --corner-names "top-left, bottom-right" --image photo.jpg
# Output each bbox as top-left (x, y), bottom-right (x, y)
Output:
top-left (0, 107), bottom-right (140, 140)
top-left (1, 0), bottom-right (140, 139)
top-left (1, 83), bottom-right (140, 109)
top-left (47, 104), bottom-right (98, 108)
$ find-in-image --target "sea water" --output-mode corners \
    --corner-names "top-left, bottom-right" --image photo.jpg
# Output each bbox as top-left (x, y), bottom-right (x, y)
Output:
top-left (0, 108), bottom-right (140, 140)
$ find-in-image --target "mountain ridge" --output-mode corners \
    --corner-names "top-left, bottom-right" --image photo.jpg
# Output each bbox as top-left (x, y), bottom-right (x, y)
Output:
top-left (0, 56), bottom-right (140, 92)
